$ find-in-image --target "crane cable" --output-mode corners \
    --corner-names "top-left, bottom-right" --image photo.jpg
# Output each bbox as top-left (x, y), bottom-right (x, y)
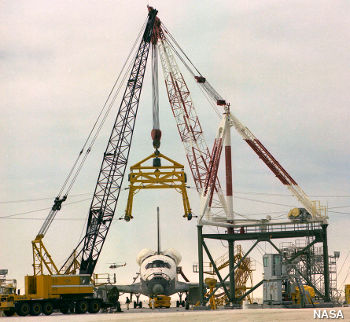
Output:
top-left (54, 19), bottom-right (148, 201)
top-left (162, 24), bottom-right (225, 108)
top-left (161, 24), bottom-right (201, 77)
top-left (59, 19), bottom-right (150, 246)
top-left (151, 41), bottom-right (162, 150)
top-left (36, 19), bottom-right (148, 237)
top-left (160, 33), bottom-right (221, 116)
top-left (152, 43), bottom-right (160, 130)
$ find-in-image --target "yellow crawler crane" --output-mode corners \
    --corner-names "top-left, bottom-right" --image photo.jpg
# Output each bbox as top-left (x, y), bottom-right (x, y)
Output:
top-left (124, 151), bottom-right (192, 221)
top-left (204, 245), bottom-right (255, 306)
top-left (1, 7), bottom-right (162, 317)
top-left (0, 196), bottom-right (100, 317)
top-left (0, 274), bottom-right (96, 317)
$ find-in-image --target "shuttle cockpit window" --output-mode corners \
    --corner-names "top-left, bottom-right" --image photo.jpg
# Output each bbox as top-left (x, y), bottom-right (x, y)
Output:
top-left (146, 260), bottom-right (170, 269)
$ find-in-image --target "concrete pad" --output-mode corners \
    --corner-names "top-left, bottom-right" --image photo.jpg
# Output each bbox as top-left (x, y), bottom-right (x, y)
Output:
top-left (2, 306), bottom-right (350, 321)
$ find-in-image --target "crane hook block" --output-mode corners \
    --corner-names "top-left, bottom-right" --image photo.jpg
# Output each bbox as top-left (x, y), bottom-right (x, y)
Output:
top-left (153, 157), bottom-right (161, 167)
top-left (151, 129), bottom-right (162, 149)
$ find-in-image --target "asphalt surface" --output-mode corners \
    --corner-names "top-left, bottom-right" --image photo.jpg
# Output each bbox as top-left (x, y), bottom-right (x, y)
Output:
top-left (1, 306), bottom-right (350, 321)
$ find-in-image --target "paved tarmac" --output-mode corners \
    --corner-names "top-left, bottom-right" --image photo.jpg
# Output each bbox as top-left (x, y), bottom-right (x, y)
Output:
top-left (1, 306), bottom-right (349, 321)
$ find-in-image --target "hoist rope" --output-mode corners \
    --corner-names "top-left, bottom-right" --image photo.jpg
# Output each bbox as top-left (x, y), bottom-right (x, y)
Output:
top-left (162, 33), bottom-right (196, 77)
top-left (164, 37), bottom-right (221, 114)
top-left (36, 18), bottom-right (149, 238)
top-left (152, 43), bottom-right (160, 130)
top-left (56, 22), bottom-right (149, 241)
top-left (162, 24), bottom-right (225, 107)
top-left (56, 18), bottom-right (148, 199)
top-left (162, 24), bottom-right (202, 76)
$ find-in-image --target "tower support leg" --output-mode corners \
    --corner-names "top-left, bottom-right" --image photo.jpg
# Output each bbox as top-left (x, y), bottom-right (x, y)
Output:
top-left (228, 239), bottom-right (235, 304)
top-left (197, 225), bottom-right (204, 305)
top-left (322, 224), bottom-right (330, 302)
top-left (224, 115), bottom-right (233, 222)
top-left (225, 107), bottom-right (235, 304)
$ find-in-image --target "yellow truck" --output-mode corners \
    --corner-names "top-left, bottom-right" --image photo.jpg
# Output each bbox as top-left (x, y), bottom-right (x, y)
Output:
top-left (149, 295), bottom-right (171, 308)
top-left (0, 275), bottom-right (17, 317)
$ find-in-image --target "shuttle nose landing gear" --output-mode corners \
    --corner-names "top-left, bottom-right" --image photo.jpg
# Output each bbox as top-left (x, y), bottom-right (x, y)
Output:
top-left (133, 301), bottom-right (142, 308)
top-left (133, 294), bottom-right (142, 308)
top-left (176, 292), bottom-right (186, 307)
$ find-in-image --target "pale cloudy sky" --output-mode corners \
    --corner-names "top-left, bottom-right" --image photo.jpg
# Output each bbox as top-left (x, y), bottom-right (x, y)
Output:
top-left (1, 0), bottom-right (350, 299)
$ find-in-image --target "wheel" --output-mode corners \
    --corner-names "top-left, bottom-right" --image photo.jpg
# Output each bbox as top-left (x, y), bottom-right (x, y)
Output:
top-left (181, 300), bottom-right (185, 307)
top-left (16, 302), bottom-right (30, 316)
top-left (42, 301), bottom-right (54, 315)
top-left (134, 301), bottom-right (137, 309)
top-left (88, 300), bottom-right (101, 314)
top-left (60, 302), bottom-right (71, 314)
top-left (107, 286), bottom-right (119, 304)
top-left (60, 306), bottom-right (69, 314)
top-left (187, 213), bottom-right (192, 220)
top-left (3, 308), bottom-right (15, 316)
top-left (30, 302), bottom-right (42, 316)
top-left (176, 300), bottom-right (179, 307)
top-left (185, 301), bottom-right (189, 310)
top-left (75, 300), bottom-right (88, 314)
top-left (138, 301), bottom-right (142, 308)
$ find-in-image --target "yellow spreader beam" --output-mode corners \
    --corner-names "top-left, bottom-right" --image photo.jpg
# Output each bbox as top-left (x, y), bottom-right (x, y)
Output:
top-left (124, 151), bottom-right (192, 221)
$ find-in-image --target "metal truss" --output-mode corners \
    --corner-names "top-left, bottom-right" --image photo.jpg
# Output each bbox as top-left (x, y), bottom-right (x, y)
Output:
top-left (197, 222), bottom-right (331, 306)
top-left (228, 112), bottom-right (327, 222)
top-left (281, 238), bottom-right (339, 302)
top-left (157, 33), bottom-right (227, 219)
top-left (77, 8), bottom-right (159, 275)
top-left (32, 236), bottom-right (59, 276)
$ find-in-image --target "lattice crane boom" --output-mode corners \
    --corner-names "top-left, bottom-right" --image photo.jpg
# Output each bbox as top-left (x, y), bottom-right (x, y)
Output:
top-left (78, 7), bottom-right (159, 275)
top-left (157, 25), bottom-right (327, 222)
top-left (157, 27), bottom-right (228, 219)
top-left (193, 77), bottom-right (327, 222)
top-left (228, 112), bottom-right (326, 221)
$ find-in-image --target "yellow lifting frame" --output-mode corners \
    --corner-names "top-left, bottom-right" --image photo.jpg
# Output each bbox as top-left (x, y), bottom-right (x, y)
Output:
top-left (124, 152), bottom-right (192, 221)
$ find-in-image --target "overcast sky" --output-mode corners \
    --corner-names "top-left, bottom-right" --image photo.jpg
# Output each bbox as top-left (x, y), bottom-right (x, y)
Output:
top-left (1, 0), bottom-right (350, 300)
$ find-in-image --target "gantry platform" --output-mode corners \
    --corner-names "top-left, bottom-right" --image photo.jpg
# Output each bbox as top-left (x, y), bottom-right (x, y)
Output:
top-left (196, 220), bottom-right (330, 306)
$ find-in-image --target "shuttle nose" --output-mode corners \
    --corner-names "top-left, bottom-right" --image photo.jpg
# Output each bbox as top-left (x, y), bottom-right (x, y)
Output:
top-left (152, 283), bottom-right (164, 295)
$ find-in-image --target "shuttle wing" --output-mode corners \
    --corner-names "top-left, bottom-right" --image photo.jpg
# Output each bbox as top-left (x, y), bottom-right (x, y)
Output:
top-left (116, 282), bottom-right (142, 294)
top-left (174, 281), bottom-right (199, 293)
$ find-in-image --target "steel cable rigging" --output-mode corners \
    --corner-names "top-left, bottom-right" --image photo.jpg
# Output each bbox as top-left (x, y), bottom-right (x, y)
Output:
top-left (36, 19), bottom-right (148, 239)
